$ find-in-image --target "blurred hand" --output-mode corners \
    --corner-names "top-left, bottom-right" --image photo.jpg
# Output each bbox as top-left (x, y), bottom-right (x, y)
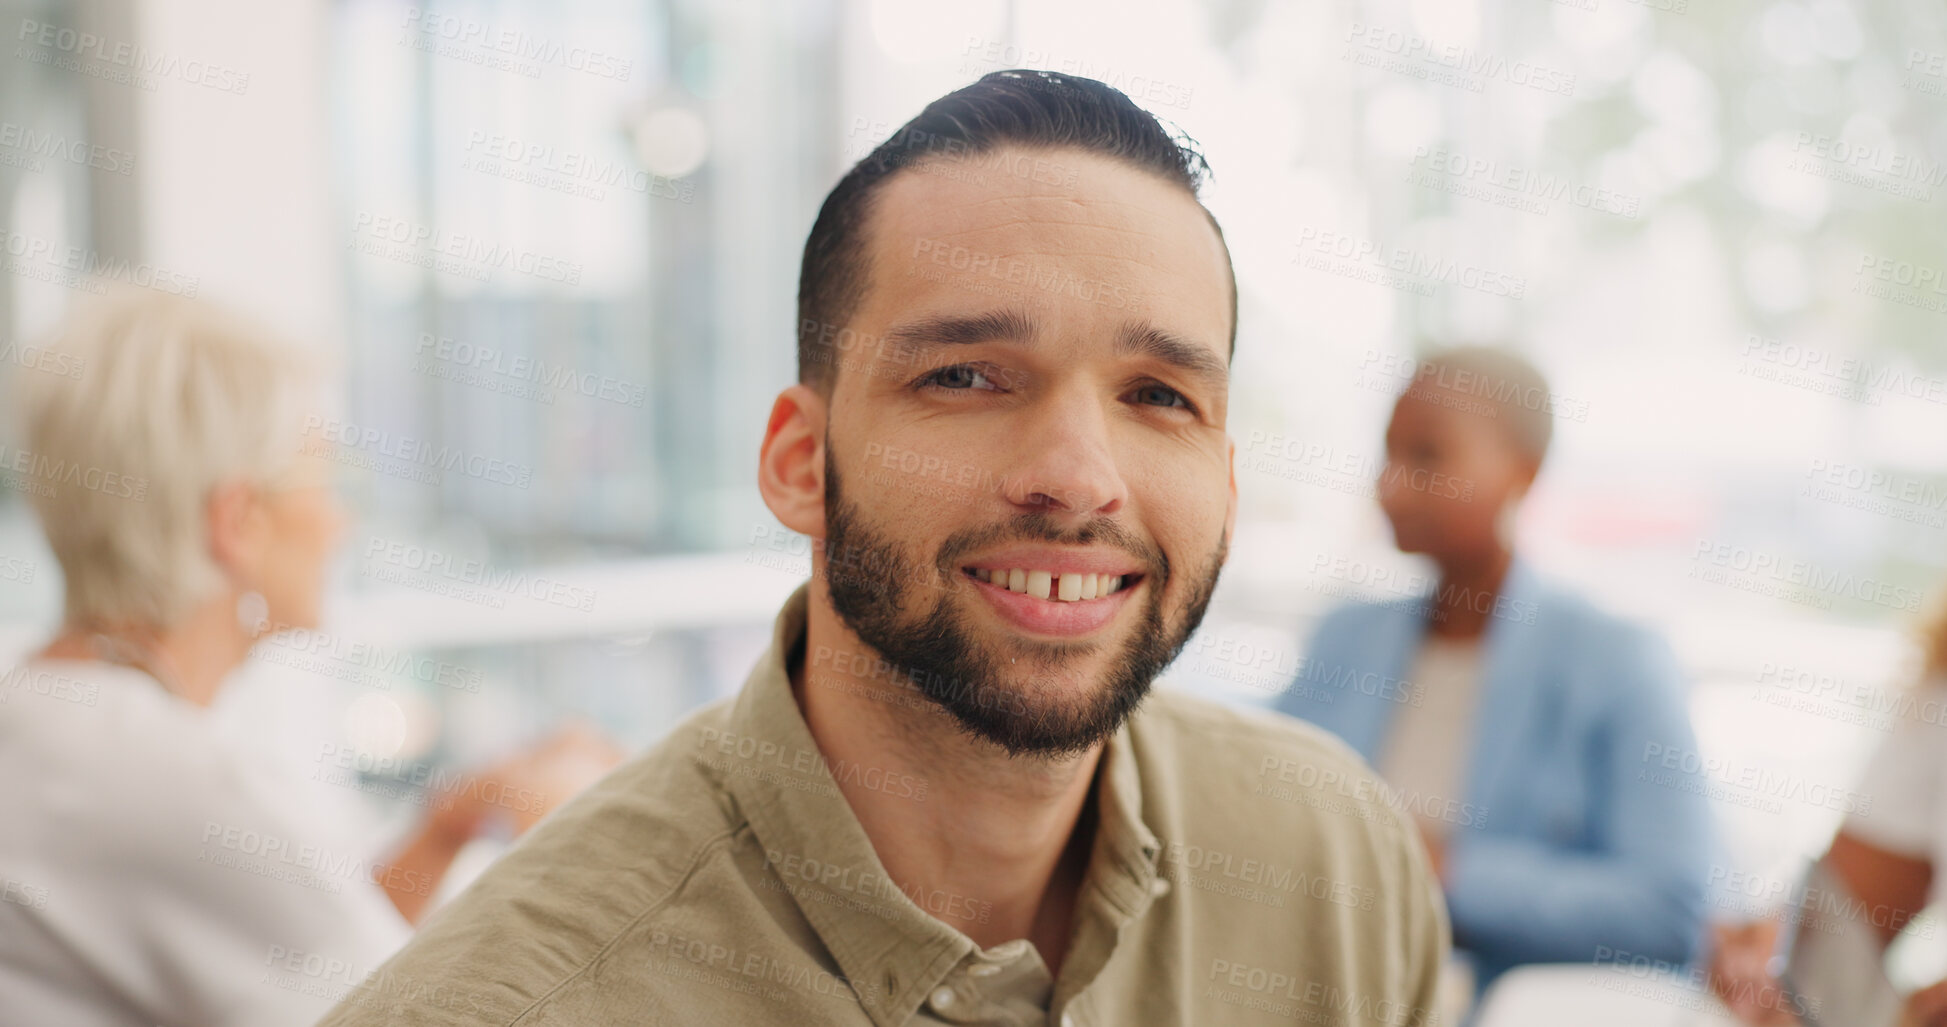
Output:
top-left (430, 721), bottom-right (626, 840)
top-left (1707, 918), bottom-right (1800, 1025)
top-left (1902, 978), bottom-right (1947, 1027)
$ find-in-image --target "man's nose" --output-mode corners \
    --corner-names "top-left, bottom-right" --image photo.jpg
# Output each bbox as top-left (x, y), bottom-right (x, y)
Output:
top-left (999, 390), bottom-right (1129, 520)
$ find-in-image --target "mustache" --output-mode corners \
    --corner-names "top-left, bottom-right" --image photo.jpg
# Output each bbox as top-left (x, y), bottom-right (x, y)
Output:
top-left (933, 512), bottom-right (1169, 586)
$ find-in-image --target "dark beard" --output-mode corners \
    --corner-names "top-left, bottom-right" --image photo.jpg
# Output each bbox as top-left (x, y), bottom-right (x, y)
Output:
top-left (819, 453), bottom-right (1227, 758)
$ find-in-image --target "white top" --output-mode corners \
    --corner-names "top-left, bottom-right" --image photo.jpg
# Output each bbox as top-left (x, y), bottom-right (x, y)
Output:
top-left (1378, 635), bottom-right (1486, 840)
top-left (1843, 680), bottom-right (1947, 904)
top-left (0, 658), bottom-right (411, 1026)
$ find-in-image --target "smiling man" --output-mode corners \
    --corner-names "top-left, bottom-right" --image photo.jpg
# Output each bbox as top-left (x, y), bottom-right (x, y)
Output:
top-left (321, 70), bottom-right (1447, 1027)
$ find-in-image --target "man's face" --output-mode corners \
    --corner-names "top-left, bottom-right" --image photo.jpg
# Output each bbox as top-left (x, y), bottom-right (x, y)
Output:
top-left (817, 145), bottom-right (1236, 757)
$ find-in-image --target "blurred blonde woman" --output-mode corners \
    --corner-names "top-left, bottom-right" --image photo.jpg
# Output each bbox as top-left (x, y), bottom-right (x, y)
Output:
top-left (1712, 594), bottom-right (1947, 1025)
top-left (0, 293), bottom-right (618, 1026)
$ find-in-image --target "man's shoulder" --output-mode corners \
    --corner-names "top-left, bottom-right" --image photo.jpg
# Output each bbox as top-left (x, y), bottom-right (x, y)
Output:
top-left (1137, 684), bottom-right (1378, 779)
top-left (1131, 687), bottom-right (1422, 861)
top-left (318, 696), bottom-right (749, 1026)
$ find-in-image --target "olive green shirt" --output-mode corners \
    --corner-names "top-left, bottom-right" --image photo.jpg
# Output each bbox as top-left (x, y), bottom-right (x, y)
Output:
top-left (319, 584), bottom-right (1448, 1026)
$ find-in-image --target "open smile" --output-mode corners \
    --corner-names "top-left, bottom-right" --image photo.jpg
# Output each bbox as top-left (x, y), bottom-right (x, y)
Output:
top-left (958, 557), bottom-right (1148, 638)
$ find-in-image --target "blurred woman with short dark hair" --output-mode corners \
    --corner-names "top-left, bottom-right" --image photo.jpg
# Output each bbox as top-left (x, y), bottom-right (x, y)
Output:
top-left (1276, 346), bottom-right (1715, 991)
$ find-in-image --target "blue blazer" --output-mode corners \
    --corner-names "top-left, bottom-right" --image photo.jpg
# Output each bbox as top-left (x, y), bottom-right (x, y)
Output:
top-left (1273, 559), bottom-right (1713, 985)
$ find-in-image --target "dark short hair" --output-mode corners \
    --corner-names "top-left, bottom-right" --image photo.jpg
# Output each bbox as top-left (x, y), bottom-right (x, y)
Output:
top-left (1404, 346), bottom-right (1555, 464)
top-left (796, 68), bottom-right (1235, 392)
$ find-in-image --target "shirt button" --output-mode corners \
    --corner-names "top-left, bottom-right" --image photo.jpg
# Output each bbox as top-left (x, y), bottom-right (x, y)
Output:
top-left (930, 985), bottom-right (957, 1010)
top-left (966, 962), bottom-right (1002, 977)
top-left (1150, 876), bottom-right (1172, 897)
top-left (1061, 1014), bottom-right (1076, 1027)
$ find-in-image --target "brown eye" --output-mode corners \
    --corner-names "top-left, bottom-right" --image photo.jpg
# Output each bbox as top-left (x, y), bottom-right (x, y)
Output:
top-left (1131, 383), bottom-right (1189, 409)
top-left (918, 364), bottom-right (1003, 391)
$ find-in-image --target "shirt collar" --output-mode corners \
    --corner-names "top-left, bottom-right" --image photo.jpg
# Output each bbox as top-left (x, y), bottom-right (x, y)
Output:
top-left (724, 583), bottom-right (1162, 1026)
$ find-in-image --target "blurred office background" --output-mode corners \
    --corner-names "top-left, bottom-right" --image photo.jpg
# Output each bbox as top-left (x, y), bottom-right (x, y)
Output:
top-left (0, 0), bottom-right (1944, 930)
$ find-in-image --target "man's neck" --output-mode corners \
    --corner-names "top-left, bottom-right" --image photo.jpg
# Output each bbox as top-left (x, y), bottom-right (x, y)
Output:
top-left (790, 590), bottom-right (1101, 976)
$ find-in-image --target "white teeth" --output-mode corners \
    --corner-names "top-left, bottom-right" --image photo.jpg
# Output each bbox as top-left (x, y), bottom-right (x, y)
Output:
top-left (1057, 573), bottom-right (1082, 601)
top-left (1027, 570), bottom-right (1052, 600)
top-left (976, 568), bottom-right (1129, 602)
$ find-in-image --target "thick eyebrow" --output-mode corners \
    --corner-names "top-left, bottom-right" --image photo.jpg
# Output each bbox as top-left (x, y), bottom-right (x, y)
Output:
top-left (878, 309), bottom-right (1230, 394)
top-left (881, 308), bottom-right (1038, 362)
top-left (1115, 320), bottom-right (1230, 391)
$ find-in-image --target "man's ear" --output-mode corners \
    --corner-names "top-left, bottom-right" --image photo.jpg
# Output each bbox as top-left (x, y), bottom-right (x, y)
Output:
top-left (758, 384), bottom-right (829, 539)
top-left (1222, 435), bottom-right (1238, 566)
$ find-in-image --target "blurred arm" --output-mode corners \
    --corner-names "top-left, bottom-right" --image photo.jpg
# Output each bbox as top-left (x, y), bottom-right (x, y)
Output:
top-left (1443, 632), bottom-right (1712, 966)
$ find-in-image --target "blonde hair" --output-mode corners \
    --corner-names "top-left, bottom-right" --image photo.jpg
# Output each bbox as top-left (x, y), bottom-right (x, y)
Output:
top-left (10, 291), bottom-right (326, 630)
